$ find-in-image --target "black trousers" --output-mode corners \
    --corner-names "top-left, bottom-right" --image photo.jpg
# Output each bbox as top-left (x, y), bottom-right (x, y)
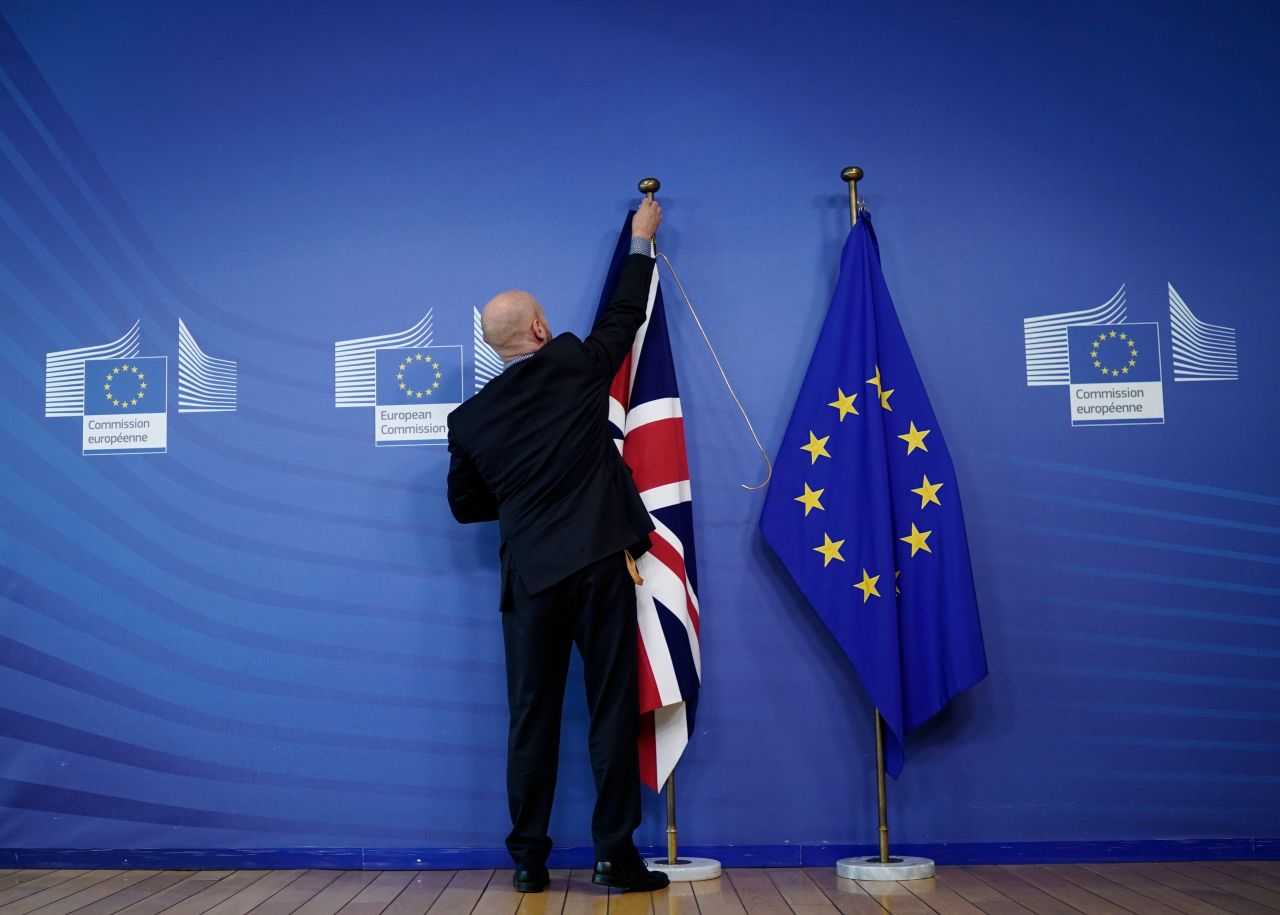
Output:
top-left (501, 550), bottom-right (641, 867)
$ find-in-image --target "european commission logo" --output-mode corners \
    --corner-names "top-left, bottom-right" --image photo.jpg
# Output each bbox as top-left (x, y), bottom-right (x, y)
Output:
top-left (1023, 284), bottom-right (1238, 427)
top-left (374, 346), bottom-right (463, 445)
top-left (45, 320), bottom-right (237, 455)
top-left (83, 356), bottom-right (168, 453)
top-left (1066, 323), bottom-right (1162, 426)
top-left (333, 312), bottom-right (464, 445)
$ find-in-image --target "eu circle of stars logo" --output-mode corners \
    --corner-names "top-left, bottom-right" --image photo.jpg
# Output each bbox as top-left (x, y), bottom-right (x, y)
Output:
top-left (1090, 329), bottom-right (1139, 379)
top-left (397, 352), bottom-right (443, 400)
top-left (102, 362), bottom-right (148, 410)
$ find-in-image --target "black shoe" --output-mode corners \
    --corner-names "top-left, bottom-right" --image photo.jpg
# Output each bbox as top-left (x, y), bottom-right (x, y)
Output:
top-left (513, 866), bottom-right (549, 893)
top-left (592, 859), bottom-right (670, 892)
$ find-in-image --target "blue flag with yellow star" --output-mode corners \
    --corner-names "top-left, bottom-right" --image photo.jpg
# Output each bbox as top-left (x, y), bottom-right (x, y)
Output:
top-left (759, 214), bottom-right (987, 777)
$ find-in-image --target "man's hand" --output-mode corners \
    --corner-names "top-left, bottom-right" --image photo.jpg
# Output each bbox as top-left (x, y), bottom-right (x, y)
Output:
top-left (631, 198), bottom-right (663, 240)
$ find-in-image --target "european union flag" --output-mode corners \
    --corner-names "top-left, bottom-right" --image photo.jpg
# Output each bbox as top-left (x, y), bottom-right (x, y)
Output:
top-left (759, 215), bottom-right (987, 777)
top-left (83, 357), bottom-right (167, 415)
top-left (1067, 323), bottom-right (1161, 384)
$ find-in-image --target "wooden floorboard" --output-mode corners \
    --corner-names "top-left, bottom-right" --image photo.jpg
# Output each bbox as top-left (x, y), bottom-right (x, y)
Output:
top-left (108, 871), bottom-right (237, 915)
top-left (690, 875), bottom-right (748, 915)
top-left (1044, 863), bottom-right (1185, 914)
top-left (852, 877), bottom-right (939, 915)
top-left (19, 871), bottom-right (163, 915)
top-left (1153, 862), bottom-right (1280, 915)
top-left (931, 867), bottom-right (1034, 915)
top-left (0, 873), bottom-right (56, 897)
top-left (898, 875), bottom-right (986, 915)
top-left (1078, 863), bottom-right (1235, 915)
top-left (1, 869), bottom-right (126, 915)
top-left (1199, 863), bottom-right (1280, 897)
top-left (721, 869), bottom-right (791, 915)
top-left (0, 863), bottom-right (1275, 914)
top-left (996, 865), bottom-right (1128, 915)
top-left (561, 868), bottom-right (608, 915)
top-left (799, 868), bottom-right (887, 915)
top-left (659, 878), bottom-right (702, 915)
top-left (66, 872), bottom-right (198, 915)
top-left (381, 873), bottom-right (453, 915)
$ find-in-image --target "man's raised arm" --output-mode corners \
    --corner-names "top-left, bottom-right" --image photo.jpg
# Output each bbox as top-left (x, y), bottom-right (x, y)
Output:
top-left (583, 198), bottom-right (663, 377)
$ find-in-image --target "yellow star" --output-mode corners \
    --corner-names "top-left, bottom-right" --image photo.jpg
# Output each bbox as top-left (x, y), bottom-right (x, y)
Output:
top-left (130, 398), bottom-right (138, 406)
top-left (432, 381), bottom-right (440, 389)
top-left (121, 363), bottom-right (129, 371)
top-left (414, 353), bottom-right (423, 361)
top-left (801, 431), bottom-right (831, 464)
top-left (1119, 332), bottom-right (1128, 341)
top-left (397, 372), bottom-right (404, 380)
top-left (866, 365), bottom-right (882, 390)
top-left (1129, 359), bottom-right (1136, 367)
top-left (898, 421), bottom-right (930, 455)
top-left (130, 366), bottom-right (139, 374)
top-left (103, 383), bottom-right (110, 391)
top-left (1096, 333), bottom-right (1107, 342)
top-left (1090, 350), bottom-right (1098, 358)
top-left (814, 533), bottom-right (845, 567)
top-left (895, 569), bottom-right (901, 595)
top-left (435, 371), bottom-right (443, 379)
top-left (398, 362), bottom-right (407, 371)
top-left (1111, 369), bottom-right (1119, 377)
top-left (1121, 366), bottom-right (1129, 374)
top-left (854, 569), bottom-right (881, 603)
top-left (415, 391), bottom-right (423, 398)
top-left (900, 523), bottom-right (933, 557)
top-left (879, 387), bottom-right (894, 411)
top-left (1109, 330), bottom-right (1117, 338)
top-left (828, 388), bottom-right (859, 421)
top-left (795, 483), bottom-right (825, 515)
top-left (399, 382), bottom-right (406, 390)
top-left (1130, 348), bottom-right (1138, 357)
top-left (110, 398), bottom-right (119, 407)
top-left (121, 401), bottom-right (130, 409)
top-left (911, 474), bottom-right (944, 508)
top-left (1092, 360), bottom-right (1101, 368)
top-left (104, 373), bottom-right (112, 382)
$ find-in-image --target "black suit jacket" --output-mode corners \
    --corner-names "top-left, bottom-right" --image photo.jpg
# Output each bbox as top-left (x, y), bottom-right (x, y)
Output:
top-left (447, 253), bottom-right (657, 597)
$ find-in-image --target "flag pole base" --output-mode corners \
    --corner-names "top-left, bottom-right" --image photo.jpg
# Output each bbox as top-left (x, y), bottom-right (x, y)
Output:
top-left (645, 856), bottom-right (722, 882)
top-left (836, 855), bottom-right (934, 881)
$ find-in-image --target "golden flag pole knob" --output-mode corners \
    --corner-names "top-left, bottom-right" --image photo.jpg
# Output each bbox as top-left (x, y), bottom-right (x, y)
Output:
top-left (841, 166), bottom-right (863, 227)
top-left (638, 177), bottom-right (661, 200)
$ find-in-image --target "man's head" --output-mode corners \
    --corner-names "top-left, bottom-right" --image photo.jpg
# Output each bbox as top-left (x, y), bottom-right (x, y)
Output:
top-left (480, 289), bottom-right (553, 361)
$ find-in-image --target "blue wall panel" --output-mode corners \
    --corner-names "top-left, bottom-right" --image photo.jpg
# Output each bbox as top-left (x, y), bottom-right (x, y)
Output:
top-left (0, 0), bottom-right (1276, 858)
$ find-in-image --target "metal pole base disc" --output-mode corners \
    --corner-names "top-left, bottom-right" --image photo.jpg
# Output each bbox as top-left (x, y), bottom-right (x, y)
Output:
top-left (836, 855), bottom-right (935, 881)
top-left (645, 856), bottom-right (723, 882)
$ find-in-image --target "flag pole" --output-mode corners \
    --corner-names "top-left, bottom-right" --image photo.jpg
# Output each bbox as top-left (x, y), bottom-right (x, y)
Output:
top-left (635, 175), bottom-right (721, 883)
top-left (833, 165), bottom-right (935, 883)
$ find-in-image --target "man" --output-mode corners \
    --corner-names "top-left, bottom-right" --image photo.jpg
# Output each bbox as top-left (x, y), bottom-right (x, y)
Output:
top-left (446, 198), bottom-right (669, 894)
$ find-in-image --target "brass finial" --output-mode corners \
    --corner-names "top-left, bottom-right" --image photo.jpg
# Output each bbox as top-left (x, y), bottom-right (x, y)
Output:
top-left (841, 166), bottom-right (863, 227)
top-left (638, 177), bottom-right (661, 199)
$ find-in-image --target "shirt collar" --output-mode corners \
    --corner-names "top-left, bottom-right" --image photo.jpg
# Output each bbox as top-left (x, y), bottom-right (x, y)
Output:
top-left (503, 352), bottom-right (537, 371)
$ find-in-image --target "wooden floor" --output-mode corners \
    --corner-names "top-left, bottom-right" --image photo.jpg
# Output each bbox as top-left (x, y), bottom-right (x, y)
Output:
top-left (1, 862), bottom-right (1279, 915)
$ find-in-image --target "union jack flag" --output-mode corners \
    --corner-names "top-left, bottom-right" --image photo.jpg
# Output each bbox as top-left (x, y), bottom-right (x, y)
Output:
top-left (594, 214), bottom-right (702, 791)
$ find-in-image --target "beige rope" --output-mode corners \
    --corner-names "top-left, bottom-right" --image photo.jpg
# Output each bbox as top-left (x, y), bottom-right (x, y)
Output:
top-left (655, 250), bottom-right (773, 491)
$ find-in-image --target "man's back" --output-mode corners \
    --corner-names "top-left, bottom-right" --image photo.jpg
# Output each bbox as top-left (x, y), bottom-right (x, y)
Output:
top-left (447, 252), bottom-right (657, 595)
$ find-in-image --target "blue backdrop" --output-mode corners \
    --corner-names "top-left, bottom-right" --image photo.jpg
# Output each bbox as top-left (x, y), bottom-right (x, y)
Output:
top-left (1, 0), bottom-right (1277, 866)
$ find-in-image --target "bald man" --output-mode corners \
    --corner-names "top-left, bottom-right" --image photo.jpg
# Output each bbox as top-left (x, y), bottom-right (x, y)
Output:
top-left (446, 199), bottom-right (668, 894)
